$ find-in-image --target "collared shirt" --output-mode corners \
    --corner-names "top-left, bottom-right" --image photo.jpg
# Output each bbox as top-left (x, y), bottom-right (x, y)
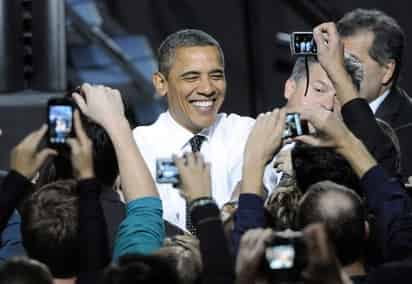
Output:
top-left (133, 111), bottom-right (255, 230)
top-left (369, 90), bottom-right (390, 114)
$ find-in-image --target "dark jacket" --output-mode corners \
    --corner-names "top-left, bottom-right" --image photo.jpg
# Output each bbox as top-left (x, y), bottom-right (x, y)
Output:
top-left (375, 87), bottom-right (412, 180)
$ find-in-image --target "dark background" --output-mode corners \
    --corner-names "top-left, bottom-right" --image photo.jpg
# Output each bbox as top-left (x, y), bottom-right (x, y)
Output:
top-left (106, 0), bottom-right (412, 117)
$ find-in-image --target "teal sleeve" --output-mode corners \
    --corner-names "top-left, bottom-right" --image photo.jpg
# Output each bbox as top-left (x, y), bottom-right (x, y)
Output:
top-left (113, 197), bottom-right (164, 260)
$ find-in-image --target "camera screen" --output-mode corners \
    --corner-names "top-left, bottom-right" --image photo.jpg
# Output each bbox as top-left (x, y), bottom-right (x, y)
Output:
top-left (265, 245), bottom-right (295, 270)
top-left (293, 33), bottom-right (317, 55)
top-left (156, 158), bottom-right (179, 184)
top-left (49, 105), bottom-right (73, 144)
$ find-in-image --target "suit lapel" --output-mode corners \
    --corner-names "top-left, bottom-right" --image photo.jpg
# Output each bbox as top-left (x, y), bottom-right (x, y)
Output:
top-left (375, 88), bottom-right (402, 125)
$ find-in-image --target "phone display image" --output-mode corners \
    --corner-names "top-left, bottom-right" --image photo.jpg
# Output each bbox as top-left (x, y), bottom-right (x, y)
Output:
top-left (290, 32), bottom-right (317, 56)
top-left (283, 113), bottom-right (308, 139)
top-left (156, 158), bottom-right (179, 184)
top-left (265, 244), bottom-right (295, 270)
top-left (49, 105), bottom-right (73, 144)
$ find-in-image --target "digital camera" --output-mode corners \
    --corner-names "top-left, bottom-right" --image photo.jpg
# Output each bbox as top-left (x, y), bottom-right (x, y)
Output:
top-left (290, 32), bottom-right (317, 56)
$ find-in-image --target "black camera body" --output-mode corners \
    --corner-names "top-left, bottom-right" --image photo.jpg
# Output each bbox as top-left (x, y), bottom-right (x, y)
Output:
top-left (47, 97), bottom-right (76, 149)
top-left (283, 113), bottom-right (309, 139)
top-left (263, 230), bottom-right (307, 283)
top-left (290, 32), bottom-right (317, 56)
top-left (156, 158), bottom-right (179, 184)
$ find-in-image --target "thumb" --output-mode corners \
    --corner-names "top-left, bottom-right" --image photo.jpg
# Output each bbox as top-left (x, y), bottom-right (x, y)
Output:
top-left (35, 148), bottom-right (57, 168)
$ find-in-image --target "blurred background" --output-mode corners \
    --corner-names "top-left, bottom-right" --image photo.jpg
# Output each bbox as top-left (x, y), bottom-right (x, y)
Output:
top-left (0, 0), bottom-right (411, 170)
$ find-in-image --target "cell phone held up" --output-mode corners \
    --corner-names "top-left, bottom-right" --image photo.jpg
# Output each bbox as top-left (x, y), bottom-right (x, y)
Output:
top-left (290, 32), bottom-right (317, 56)
top-left (283, 113), bottom-right (309, 139)
top-left (47, 97), bottom-right (75, 148)
top-left (156, 158), bottom-right (180, 185)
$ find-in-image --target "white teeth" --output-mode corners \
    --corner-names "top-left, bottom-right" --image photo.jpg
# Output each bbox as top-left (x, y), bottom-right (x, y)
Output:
top-left (192, 101), bottom-right (213, 107)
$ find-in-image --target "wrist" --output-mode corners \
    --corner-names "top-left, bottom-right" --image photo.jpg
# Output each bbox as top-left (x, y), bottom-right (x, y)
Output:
top-left (338, 134), bottom-right (377, 178)
top-left (78, 169), bottom-right (95, 180)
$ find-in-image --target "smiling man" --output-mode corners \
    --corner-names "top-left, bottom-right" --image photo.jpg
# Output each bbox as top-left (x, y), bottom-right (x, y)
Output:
top-left (133, 29), bottom-right (255, 231)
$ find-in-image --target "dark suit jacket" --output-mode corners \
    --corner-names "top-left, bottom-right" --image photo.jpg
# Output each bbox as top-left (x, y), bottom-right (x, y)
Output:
top-left (375, 88), bottom-right (412, 180)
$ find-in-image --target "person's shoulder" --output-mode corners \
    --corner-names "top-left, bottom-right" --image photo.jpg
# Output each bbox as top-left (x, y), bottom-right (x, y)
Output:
top-left (132, 112), bottom-right (167, 142)
top-left (214, 113), bottom-right (255, 143)
top-left (218, 113), bottom-right (255, 131)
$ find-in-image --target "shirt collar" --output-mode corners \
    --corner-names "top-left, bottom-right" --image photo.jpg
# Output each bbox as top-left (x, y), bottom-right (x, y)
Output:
top-left (369, 90), bottom-right (390, 114)
top-left (163, 111), bottom-right (218, 150)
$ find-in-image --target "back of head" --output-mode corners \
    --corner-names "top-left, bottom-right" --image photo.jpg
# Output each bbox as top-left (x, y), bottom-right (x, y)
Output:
top-left (103, 254), bottom-right (180, 284)
top-left (292, 143), bottom-right (361, 196)
top-left (337, 8), bottom-right (404, 86)
top-left (20, 180), bottom-right (80, 278)
top-left (0, 257), bottom-right (53, 284)
top-left (298, 181), bottom-right (366, 266)
top-left (289, 53), bottom-right (363, 91)
top-left (265, 184), bottom-right (302, 231)
top-left (156, 235), bottom-right (202, 284)
top-left (158, 29), bottom-right (225, 77)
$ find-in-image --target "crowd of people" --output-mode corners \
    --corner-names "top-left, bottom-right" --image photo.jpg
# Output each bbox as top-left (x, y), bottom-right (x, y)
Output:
top-left (1, 8), bottom-right (412, 284)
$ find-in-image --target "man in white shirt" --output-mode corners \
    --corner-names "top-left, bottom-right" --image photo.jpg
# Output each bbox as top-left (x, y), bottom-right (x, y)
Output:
top-left (133, 29), bottom-right (254, 230)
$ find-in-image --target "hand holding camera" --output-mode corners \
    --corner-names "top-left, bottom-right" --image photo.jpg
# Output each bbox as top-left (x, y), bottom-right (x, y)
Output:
top-left (72, 83), bottom-right (126, 130)
top-left (10, 125), bottom-right (57, 179)
top-left (313, 22), bottom-right (346, 82)
top-left (173, 152), bottom-right (212, 202)
top-left (244, 108), bottom-right (287, 168)
top-left (66, 110), bottom-right (94, 180)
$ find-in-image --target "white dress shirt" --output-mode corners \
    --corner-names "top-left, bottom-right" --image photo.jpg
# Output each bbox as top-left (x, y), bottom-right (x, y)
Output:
top-left (133, 111), bottom-right (255, 230)
top-left (369, 90), bottom-right (390, 114)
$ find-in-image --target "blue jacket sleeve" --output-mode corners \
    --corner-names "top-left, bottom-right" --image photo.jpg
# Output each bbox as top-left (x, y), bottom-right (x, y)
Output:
top-left (0, 210), bottom-right (25, 262)
top-left (361, 165), bottom-right (412, 262)
top-left (113, 197), bottom-right (164, 259)
top-left (232, 193), bottom-right (265, 256)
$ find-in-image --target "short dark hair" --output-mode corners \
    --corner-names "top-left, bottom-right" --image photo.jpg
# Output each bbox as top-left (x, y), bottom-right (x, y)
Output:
top-left (20, 180), bottom-right (80, 278)
top-left (289, 53), bottom-right (363, 91)
top-left (297, 181), bottom-right (366, 266)
top-left (0, 257), bottom-right (53, 284)
top-left (337, 9), bottom-right (405, 86)
top-left (103, 254), bottom-right (180, 284)
top-left (158, 29), bottom-right (225, 77)
top-left (291, 143), bottom-right (361, 196)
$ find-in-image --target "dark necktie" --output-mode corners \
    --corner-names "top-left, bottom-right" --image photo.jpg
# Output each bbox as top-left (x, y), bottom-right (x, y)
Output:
top-left (186, 135), bottom-right (206, 235)
top-left (189, 135), bottom-right (206, 153)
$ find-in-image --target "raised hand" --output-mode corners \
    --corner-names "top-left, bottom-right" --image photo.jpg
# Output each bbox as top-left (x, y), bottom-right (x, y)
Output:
top-left (72, 83), bottom-right (126, 130)
top-left (174, 152), bottom-right (212, 202)
top-left (10, 125), bottom-right (57, 179)
top-left (67, 110), bottom-right (94, 180)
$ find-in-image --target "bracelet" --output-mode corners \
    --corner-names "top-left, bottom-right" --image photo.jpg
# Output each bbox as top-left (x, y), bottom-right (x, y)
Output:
top-left (188, 197), bottom-right (216, 213)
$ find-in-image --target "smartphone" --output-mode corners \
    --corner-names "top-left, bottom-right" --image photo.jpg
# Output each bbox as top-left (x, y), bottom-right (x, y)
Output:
top-left (156, 158), bottom-right (180, 184)
top-left (283, 113), bottom-right (309, 139)
top-left (47, 97), bottom-right (75, 147)
top-left (290, 32), bottom-right (317, 56)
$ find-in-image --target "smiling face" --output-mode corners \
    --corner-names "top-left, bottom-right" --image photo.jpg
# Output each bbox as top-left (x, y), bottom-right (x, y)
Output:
top-left (285, 62), bottom-right (337, 111)
top-left (154, 46), bottom-right (226, 133)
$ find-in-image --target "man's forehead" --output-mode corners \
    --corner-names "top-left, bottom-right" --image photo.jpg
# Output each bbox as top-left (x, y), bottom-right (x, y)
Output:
top-left (308, 63), bottom-right (334, 89)
top-left (171, 46), bottom-right (224, 74)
